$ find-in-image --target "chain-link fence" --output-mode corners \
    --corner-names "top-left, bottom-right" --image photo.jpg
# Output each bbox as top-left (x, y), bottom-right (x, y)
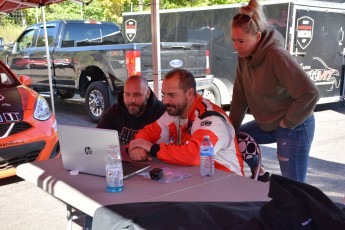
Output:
top-left (0, 11), bottom-right (29, 43)
top-left (0, 10), bottom-right (28, 27)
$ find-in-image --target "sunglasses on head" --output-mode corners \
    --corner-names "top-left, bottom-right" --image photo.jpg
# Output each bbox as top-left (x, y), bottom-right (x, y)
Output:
top-left (233, 13), bottom-right (252, 23)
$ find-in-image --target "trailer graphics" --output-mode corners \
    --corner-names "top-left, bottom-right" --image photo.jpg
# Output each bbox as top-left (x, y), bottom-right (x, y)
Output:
top-left (296, 16), bottom-right (314, 49)
top-left (305, 57), bottom-right (340, 91)
top-left (123, 0), bottom-right (345, 106)
top-left (125, 19), bottom-right (137, 42)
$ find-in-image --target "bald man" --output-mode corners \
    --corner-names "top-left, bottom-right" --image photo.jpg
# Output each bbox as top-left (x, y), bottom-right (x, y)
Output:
top-left (97, 75), bottom-right (165, 148)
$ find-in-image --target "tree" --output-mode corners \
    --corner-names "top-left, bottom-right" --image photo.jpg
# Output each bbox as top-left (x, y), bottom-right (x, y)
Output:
top-left (160, 0), bottom-right (247, 9)
top-left (5, 0), bottom-right (247, 27)
top-left (97, 0), bottom-right (130, 24)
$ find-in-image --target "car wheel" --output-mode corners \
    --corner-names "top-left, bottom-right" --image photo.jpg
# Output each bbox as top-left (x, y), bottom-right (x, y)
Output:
top-left (85, 81), bottom-right (110, 123)
top-left (57, 90), bottom-right (75, 99)
top-left (203, 84), bottom-right (221, 106)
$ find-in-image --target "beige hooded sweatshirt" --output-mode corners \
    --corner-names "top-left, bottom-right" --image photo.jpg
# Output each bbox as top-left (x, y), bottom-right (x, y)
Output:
top-left (229, 30), bottom-right (319, 131)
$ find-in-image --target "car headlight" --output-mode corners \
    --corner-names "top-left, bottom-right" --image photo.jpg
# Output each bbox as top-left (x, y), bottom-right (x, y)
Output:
top-left (34, 95), bottom-right (52, 121)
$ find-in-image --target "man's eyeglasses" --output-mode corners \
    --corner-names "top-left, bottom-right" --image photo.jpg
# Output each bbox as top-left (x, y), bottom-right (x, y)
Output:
top-left (233, 13), bottom-right (252, 23)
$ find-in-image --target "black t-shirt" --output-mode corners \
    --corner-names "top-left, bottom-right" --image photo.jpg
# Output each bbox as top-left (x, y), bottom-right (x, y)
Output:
top-left (97, 90), bottom-right (165, 146)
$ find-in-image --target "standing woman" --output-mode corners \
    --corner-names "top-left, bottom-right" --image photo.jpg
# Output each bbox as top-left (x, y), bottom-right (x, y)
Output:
top-left (229, 0), bottom-right (319, 182)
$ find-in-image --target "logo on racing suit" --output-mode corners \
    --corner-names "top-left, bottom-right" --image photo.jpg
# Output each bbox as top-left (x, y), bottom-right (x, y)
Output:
top-left (169, 135), bottom-right (175, 144)
top-left (200, 120), bottom-right (212, 127)
top-left (0, 94), bottom-right (4, 101)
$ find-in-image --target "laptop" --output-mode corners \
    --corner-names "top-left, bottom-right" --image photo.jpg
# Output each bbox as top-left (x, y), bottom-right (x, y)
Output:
top-left (57, 125), bottom-right (151, 179)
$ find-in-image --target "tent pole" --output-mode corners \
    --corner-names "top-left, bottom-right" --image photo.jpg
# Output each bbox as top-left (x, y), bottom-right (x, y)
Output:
top-left (151, 0), bottom-right (161, 100)
top-left (41, 6), bottom-right (55, 114)
top-left (35, 7), bottom-right (39, 23)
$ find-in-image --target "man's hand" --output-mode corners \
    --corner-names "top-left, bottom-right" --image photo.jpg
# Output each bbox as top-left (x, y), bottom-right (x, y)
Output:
top-left (129, 139), bottom-right (153, 152)
top-left (128, 139), bottom-right (154, 161)
top-left (128, 147), bottom-right (152, 161)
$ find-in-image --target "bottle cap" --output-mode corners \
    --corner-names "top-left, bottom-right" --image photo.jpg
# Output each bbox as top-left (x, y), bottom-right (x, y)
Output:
top-left (70, 170), bottom-right (79, 176)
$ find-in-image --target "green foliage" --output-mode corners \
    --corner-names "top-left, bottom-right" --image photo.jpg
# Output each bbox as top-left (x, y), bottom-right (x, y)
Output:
top-left (97, 0), bottom-right (130, 24)
top-left (85, 0), bottom-right (108, 20)
top-left (24, 1), bottom-right (108, 24)
top-left (0, 23), bottom-right (25, 44)
top-left (123, 0), bottom-right (247, 13)
top-left (160, 0), bottom-right (247, 9)
top-left (30, 0), bottom-right (131, 24)
top-left (0, 0), bottom-right (247, 43)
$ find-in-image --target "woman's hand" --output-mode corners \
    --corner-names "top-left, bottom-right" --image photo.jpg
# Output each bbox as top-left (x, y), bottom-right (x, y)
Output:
top-left (279, 120), bottom-right (287, 128)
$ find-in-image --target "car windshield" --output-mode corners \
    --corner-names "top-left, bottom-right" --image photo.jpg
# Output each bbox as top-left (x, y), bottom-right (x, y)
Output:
top-left (0, 65), bottom-right (20, 89)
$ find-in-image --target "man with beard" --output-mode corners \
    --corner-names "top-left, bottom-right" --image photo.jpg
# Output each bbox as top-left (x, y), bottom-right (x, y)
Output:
top-left (83, 75), bottom-right (165, 229)
top-left (128, 68), bottom-right (243, 175)
top-left (97, 75), bottom-right (165, 149)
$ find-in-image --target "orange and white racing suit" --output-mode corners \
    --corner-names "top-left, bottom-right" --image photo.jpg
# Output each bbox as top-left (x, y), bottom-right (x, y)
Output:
top-left (135, 95), bottom-right (244, 175)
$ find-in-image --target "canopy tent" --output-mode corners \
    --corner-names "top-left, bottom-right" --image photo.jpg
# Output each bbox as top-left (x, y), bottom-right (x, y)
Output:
top-left (151, 0), bottom-right (161, 99)
top-left (0, 0), bottom-right (64, 13)
top-left (0, 0), bottom-right (85, 114)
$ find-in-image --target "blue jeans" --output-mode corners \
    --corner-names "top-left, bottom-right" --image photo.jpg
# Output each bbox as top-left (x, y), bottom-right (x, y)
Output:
top-left (239, 115), bottom-right (315, 182)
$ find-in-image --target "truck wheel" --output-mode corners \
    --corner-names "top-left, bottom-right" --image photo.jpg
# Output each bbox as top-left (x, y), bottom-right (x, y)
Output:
top-left (85, 81), bottom-right (110, 123)
top-left (57, 91), bottom-right (75, 99)
top-left (204, 84), bottom-right (221, 106)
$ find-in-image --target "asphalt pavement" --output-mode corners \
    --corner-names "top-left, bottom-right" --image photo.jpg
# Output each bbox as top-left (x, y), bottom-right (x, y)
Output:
top-left (0, 96), bottom-right (344, 230)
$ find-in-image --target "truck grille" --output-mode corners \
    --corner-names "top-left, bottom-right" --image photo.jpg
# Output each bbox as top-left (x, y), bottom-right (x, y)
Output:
top-left (0, 122), bottom-right (32, 138)
top-left (0, 150), bottom-right (40, 171)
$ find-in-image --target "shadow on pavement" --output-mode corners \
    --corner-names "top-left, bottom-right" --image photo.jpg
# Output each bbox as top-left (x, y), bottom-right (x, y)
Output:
top-left (0, 176), bottom-right (23, 186)
top-left (315, 102), bottom-right (345, 114)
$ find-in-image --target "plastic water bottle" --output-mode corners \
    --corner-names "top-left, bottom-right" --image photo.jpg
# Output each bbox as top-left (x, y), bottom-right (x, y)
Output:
top-left (105, 145), bottom-right (123, 192)
top-left (200, 135), bottom-right (215, 176)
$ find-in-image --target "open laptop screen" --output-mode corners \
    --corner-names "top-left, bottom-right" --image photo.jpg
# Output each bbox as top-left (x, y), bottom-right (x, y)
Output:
top-left (57, 125), bottom-right (150, 178)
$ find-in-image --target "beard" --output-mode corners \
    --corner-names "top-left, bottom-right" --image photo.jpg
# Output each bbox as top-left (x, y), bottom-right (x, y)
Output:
top-left (126, 101), bottom-right (147, 116)
top-left (164, 101), bottom-right (187, 117)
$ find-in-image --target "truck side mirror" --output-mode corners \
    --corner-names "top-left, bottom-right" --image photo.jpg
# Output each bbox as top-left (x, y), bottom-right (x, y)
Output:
top-left (19, 75), bottom-right (32, 86)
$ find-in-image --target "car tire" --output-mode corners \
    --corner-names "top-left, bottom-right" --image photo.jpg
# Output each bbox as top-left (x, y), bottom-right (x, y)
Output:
top-left (85, 81), bottom-right (110, 123)
top-left (203, 84), bottom-right (221, 106)
top-left (57, 90), bottom-right (75, 99)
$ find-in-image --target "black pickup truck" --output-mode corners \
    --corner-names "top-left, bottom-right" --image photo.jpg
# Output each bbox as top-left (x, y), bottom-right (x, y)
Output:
top-left (0, 20), bottom-right (213, 122)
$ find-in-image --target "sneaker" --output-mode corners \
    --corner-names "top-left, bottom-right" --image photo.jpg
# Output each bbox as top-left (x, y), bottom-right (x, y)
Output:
top-left (251, 172), bottom-right (270, 182)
